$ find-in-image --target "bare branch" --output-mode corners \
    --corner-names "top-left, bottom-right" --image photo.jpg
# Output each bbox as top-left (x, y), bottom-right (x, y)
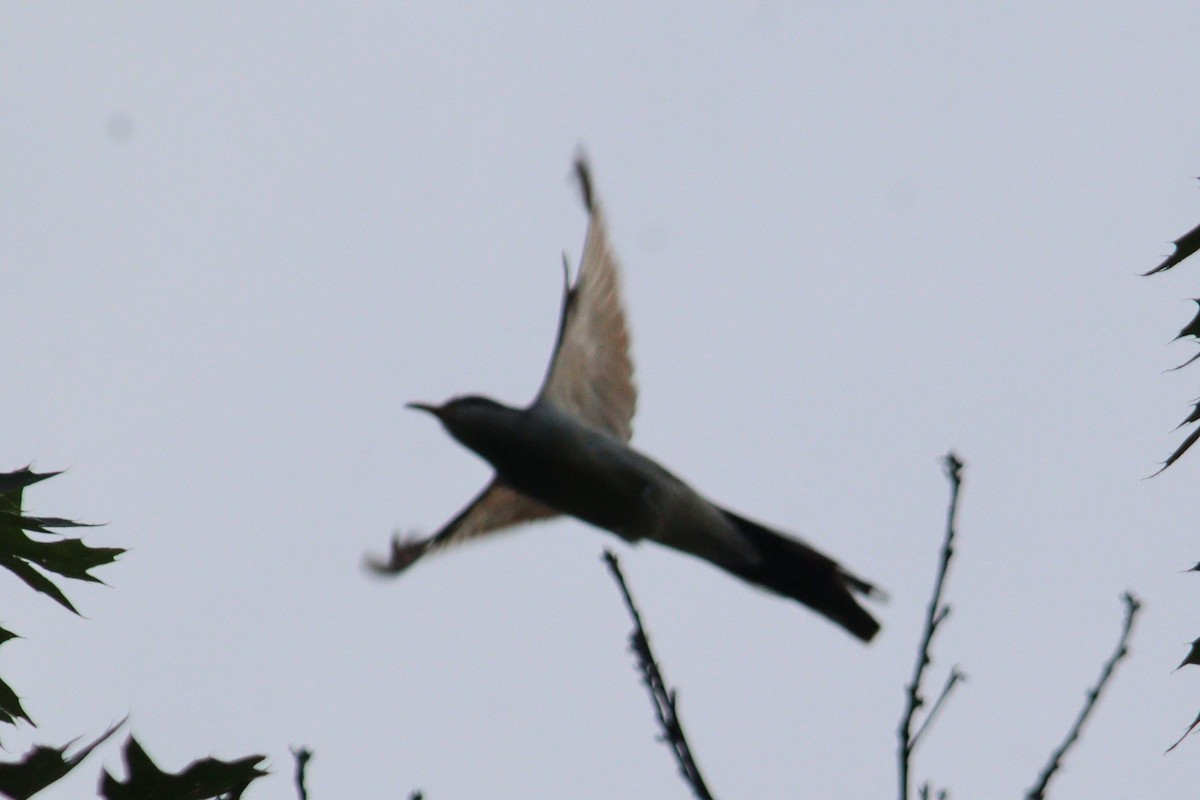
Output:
top-left (603, 550), bottom-right (716, 800)
top-left (898, 453), bottom-right (964, 800)
top-left (909, 666), bottom-right (966, 753)
top-left (918, 783), bottom-right (948, 800)
top-left (1025, 592), bottom-right (1142, 799)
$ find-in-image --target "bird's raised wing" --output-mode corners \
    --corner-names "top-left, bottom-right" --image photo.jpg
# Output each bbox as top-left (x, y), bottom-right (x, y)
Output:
top-left (366, 478), bottom-right (560, 574)
top-left (535, 158), bottom-right (637, 442)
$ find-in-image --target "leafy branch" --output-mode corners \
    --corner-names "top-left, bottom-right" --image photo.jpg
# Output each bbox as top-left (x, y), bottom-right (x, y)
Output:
top-left (0, 466), bottom-right (121, 614)
top-left (0, 465), bottom-right (270, 799)
top-left (1144, 193), bottom-right (1200, 471)
top-left (0, 466), bottom-right (120, 730)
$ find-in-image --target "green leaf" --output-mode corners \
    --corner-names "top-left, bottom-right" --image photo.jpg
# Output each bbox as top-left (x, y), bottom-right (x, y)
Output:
top-left (1146, 219), bottom-right (1200, 275)
top-left (1175, 402), bottom-right (1200, 430)
top-left (4, 535), bottom-right (123, 584)
top-left (1167, 348), bottom-right (1200, 372)
top-left (0, 675), bottom-right (30, 726)
top-left (1177, 637), bottom-right (1200, 670)
top-left (1176, 300), bottom-right (1200, 340)
top-left (0, 553), bottom-right (80, 614)
top-left (0, 622), bottom-right (29, 726)
top-left (100, 736), bottom-right (267, 800)
top-left (0, 469), bottom-right (59, 496)
top-left (1168, 708), bottom-right (1200, 752)
top-left (0, 719), bottom-right (123, 799)
top-left (13, 515), bottom-right (98, 534)
top-left (0, 469), bottom-right (121, 613)
top-left (1152, 425), bottom-right (1200, 476)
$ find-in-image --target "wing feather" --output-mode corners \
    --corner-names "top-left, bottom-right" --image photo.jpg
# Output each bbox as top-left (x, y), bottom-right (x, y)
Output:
top-left (370, 159), bottom-right (634, 574)
top-left (367, 478), bottom-right (559, 574)
top-left (535, 158), bottom-right (637, 442)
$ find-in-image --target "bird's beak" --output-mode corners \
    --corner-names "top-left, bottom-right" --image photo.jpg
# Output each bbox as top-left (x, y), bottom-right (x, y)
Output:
top-left (406, 401), bottom-right (445, 419)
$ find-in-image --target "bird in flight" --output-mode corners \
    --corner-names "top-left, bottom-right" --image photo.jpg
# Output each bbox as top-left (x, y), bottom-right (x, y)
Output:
top-left (369, 159), bottom-right (882, 641)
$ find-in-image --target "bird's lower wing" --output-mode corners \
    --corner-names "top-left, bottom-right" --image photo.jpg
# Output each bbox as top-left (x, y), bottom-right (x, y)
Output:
top-left (366, 478), bottom-right (560, 575)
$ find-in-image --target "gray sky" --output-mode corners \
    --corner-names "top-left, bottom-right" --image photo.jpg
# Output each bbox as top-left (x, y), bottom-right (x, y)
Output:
top-left (3, 4), bottom-right (1200, 798)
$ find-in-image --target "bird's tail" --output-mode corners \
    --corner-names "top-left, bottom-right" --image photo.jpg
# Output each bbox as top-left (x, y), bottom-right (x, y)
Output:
top-left (715, 508), bottom-right (882, 642)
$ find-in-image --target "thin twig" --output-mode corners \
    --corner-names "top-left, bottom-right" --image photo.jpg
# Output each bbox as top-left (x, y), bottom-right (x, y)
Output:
top-left (1025, 592), bottom-right (1141, 800)
top-left (909, 666), bottom-right (965, 753)
top-left (291, 747), bottom-right (311, 800)
top-left (603, 550), bottom-right (716, 800)
top-left (898, 453), bottom-right (964, 800)
top-left (918, 783), bottom-right (947, 800)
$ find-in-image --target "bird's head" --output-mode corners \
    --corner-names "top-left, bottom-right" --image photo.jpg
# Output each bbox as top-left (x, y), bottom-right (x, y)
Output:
top-left (407, 395), bottom-right (519, 453)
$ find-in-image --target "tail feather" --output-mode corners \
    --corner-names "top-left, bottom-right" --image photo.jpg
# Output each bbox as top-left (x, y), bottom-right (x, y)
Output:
top-left (715, 508), bottom-right (881, 642)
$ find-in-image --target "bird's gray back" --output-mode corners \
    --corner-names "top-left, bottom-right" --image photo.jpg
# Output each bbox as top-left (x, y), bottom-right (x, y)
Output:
top-left (467, 402), bottom-right (758, 568)
top-left (471, 401), bottom-right (663, 538)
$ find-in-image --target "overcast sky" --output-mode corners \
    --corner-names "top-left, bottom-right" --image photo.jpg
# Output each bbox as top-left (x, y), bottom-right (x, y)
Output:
top-left (4, 4), bottom-right (1200, 798)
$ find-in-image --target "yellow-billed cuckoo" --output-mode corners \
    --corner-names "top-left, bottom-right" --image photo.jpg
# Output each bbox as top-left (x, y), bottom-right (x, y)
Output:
top-left (369, 159), bottom-right (882, 642)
